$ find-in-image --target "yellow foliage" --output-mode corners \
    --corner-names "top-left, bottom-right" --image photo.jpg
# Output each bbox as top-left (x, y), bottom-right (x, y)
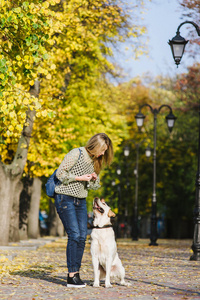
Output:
top-left (0, 0), bottom-right (147, 178)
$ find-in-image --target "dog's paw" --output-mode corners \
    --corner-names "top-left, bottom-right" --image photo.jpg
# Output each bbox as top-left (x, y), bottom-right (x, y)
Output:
top-left (120, 281), bottom-right (131, 287)
top-left (105, 282), bottom-right (113, 288)
top-left (93, 282), bottom-right (100, 288)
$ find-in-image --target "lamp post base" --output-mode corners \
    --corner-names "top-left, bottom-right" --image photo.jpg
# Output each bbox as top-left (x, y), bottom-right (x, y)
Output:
top-left (190, 243), bottom-right (200, 261)
top-left (190, 253), bottom-right (200, 261)
top-left (149, 205), bottom-right (158, 246)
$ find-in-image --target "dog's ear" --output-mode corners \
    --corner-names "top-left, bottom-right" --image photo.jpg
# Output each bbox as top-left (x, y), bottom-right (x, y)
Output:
top-left (108, 209), bottom-right (116, 218)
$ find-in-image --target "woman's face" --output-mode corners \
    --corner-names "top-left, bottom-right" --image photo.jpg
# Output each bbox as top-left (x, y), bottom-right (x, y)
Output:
top-left (97, 144), bottom-right (108, 157)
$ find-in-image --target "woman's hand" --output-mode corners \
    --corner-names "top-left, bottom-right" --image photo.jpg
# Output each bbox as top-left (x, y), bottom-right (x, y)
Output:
top-left (75, 174), bottom-right (93, 182)
top-left (91, 172), bottom-right (97, 181)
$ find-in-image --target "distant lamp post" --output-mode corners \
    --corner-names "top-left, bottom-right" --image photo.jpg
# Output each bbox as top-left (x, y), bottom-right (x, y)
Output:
top-left (169, 21), bottom-right (200, 261)
top-left (123, 146), bottom-right (130, 230)
top-left (132, 142), bottom-right (152, 241)
top-left (135, 104), bottom-right (177, 246)
top-left (111, 180), bottom-right (116, 208)
top-left (116, 165), bottom-right (121, 238)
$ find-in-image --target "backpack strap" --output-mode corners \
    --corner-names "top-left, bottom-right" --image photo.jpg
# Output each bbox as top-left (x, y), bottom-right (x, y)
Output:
top-left (78, 147), bottom-right (81, 161)
top-left (69, 147), bottom-right (81, 171)
top-left (69, 148), bottom-right (82, 170)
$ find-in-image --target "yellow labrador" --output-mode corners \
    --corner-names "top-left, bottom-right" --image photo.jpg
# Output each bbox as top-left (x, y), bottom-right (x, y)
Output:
top-left (91, 197), bottom-right (130, 288)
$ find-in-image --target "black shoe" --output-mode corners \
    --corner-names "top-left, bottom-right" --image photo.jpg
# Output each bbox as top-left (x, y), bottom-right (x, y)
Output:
top-left (67, 273), bottom-right (86, 288)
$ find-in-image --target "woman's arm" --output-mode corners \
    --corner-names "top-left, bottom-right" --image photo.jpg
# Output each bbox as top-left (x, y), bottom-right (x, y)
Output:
top-left (56, 148), bottom-right (80, 185)
top-left (87, 174), bottom-right (101, 190)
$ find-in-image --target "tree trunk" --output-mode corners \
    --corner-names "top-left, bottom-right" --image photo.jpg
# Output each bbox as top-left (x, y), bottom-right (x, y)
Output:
top-left (19, 176), bottom-right (33, 240)
top-left (0, 165), bottom-right (21, 245)
top-left (28, 178), bottom-right (42, 239)
top-left (9, 180), bottom-right (23, 242)
top-left (0, 81), bottom-right (39, 246)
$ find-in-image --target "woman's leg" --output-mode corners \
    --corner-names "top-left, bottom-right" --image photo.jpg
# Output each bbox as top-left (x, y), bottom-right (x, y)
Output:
top-left (74, 198), bottom-right (88, 271)
top-left (55, 194), bottom-right (81, 273)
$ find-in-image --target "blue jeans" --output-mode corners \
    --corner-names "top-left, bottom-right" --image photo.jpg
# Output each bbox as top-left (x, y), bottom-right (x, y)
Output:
top-left (55, 194), bottom-right (88, 273)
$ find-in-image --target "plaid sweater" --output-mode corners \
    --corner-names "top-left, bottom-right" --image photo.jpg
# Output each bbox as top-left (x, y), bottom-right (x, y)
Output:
top-left (55, 147), bottom-right (100, 198)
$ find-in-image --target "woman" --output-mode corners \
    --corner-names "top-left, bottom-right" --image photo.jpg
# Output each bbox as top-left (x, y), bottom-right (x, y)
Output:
top-left (54, 133), bottom-right (113, 288)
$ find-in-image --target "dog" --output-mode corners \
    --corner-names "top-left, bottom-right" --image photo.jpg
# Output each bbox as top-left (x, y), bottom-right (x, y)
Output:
top-left (90, 197), bottom-right (130, 288)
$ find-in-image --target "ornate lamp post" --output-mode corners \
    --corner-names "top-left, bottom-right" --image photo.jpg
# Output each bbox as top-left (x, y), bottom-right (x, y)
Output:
top-left (132, 142), bottom-right (151, 241)
top-left (169, 21), bottom-right (200, 261)
top-left (111, 180), bottom-right (116, 207)
top-left (124, 146), bottom-right (130, 237)
top-left (116, 165), bottom-right (121, 238)
top-left (135, 104), bottom-right (177, 246)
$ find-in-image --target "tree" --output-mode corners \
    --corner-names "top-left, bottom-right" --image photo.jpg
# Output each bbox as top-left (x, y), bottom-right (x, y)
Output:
top-left (0, 0), bottom-right (148, 244)
top-left (99, 70), bottom-right (199, 238)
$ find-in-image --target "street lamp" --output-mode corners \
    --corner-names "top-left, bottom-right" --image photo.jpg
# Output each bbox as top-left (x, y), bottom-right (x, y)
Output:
top-left (168, 21), bottom-right (200, 67)
top-left (169, 21), bottom-right (200, 261)
top-left (135, 104), bottom-right (177, 246)
top-left (116, 166), bottom-right (121, 176)
top-left (132, 142), bottom-right (152, 241)
top-left (123, 146), bottom-right (130, 237)
top-left (124, 145), bottom-right (130, 157)
top-left (111, 180), bottom-right (116, 187)
top-left (145, 145), bottom-right (151, 158)
top-left (116, 165), bottom-right (121, 238)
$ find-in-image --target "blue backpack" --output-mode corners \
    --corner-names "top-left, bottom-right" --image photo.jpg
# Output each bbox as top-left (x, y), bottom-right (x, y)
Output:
top-left (45, 148), bottom-right (81, 198)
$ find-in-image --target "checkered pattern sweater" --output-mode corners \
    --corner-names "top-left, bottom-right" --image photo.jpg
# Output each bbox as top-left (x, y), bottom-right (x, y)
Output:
top-left (55, 147), bottom-right (101, 198)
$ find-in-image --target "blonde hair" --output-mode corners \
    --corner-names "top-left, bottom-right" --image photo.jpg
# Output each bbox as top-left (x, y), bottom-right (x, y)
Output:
top-left (85, 133), bottom-right (113, 174)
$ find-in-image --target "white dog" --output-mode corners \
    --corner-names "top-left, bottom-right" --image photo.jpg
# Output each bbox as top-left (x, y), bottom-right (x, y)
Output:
top-left (90, 197), bottom-right (130, 288)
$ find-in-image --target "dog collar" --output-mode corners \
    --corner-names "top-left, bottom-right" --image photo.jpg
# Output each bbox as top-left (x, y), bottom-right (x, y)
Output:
top-left (92, 225), bottom-right (113, 229)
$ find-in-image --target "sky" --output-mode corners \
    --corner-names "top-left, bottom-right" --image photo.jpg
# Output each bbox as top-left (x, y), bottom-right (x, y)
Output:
top-left (114, 0), bottom-right (199, 81)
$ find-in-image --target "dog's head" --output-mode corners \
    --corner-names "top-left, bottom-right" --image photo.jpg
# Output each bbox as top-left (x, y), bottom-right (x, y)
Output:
top-left (92, 197), bottom-right (116, 227)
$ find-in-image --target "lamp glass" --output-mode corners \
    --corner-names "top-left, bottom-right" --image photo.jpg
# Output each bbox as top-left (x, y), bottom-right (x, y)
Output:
top-left (124, 149), bottom-right (129, 157)
top-left (167, 119), bottom-right (175, 128)
top-left (145, 149), bottom-right (151, 158)
top-left (124, 146), bottom-right (130, 157)
top-left (135, 112), bottom-right (145, 128)
top-left (166, 112), bottom-right (177, 132)
top-left (136, 118), bottom-right (144, 127)
top-left (116, 167), bottom-right (121, 175)
top-left (173, 44), bottom-right (185, 57)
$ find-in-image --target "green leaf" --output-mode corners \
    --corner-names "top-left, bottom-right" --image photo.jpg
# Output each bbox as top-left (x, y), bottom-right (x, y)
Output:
top-left (7, 16), bottom-right (12, 22)
top-left (0, 18), bottom-right (5, 28)
top-left (22, 2), bottom-right (29, 9)
top-left (47, 111), bottom-right (54, 118)
top-left (43, 53), bottom-right (49, 60)
top-left (0, 59), bottom-right (7, 68)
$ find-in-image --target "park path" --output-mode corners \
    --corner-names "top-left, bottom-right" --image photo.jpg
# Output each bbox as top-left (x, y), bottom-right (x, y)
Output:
top-left (0, 238), bottom-right (199, 299)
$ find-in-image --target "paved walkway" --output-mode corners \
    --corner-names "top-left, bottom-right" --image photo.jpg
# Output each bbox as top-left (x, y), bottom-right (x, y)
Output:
top-left (0, 238), bottom-right (199, 299)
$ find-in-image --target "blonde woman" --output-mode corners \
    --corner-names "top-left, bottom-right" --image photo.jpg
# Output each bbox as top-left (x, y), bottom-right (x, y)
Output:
top-left (55, 133), bottom-right (113, 288)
